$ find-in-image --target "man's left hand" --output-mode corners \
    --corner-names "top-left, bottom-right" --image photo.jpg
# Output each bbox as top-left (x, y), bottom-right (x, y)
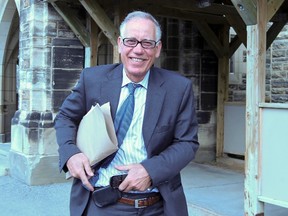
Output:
top-left (115, 163), bottom-right (152, 192)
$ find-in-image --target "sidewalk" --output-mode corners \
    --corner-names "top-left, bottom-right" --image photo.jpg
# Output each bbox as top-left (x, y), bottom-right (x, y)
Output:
top-left (1, 143), bottom-right (288, 216)
top-left (183, 162), bottom-right (244, 216)
top-left (182, 162), bottom-right (288, 216)
top-left (0, 143), bottom-right (9, 176)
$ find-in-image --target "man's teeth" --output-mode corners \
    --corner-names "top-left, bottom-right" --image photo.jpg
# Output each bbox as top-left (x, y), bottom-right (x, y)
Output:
top-left (131, 58), bottom-right (143, 62)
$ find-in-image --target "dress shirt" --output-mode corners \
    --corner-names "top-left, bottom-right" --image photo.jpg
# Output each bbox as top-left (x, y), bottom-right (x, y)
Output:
top-left (95, 69), bottom-right (149, 187)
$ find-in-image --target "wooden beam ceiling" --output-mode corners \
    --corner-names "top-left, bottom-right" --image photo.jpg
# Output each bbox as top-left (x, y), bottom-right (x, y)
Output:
top-left (267, 0), bottom-right (285, 21)
top-left (230, 0), bottom-right (257, 25)
top-left (47, 0), bottom-right (288, 58)
top-left (266, 20), bottom-right (287, 49)
top-left (126, 0), bottom-right (238, 16)
top-left (229, 35), bottom-right (242, 57)
top-left (226, 13), bottom-right (247, 47)
top-left (134, 6), bottom-right (229, 25)
top-left (79, 0), bottom-right (118, 46)
top-left (193, 21), bottom-right (227, 57)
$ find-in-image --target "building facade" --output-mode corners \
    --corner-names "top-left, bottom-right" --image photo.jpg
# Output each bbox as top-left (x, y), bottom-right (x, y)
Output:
top-left (1, 0), bottom-right (287, 185)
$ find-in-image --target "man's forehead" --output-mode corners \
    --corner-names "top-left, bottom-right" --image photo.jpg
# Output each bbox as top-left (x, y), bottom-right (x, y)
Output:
top-left (126, 17), bottom-right (154, 25)
top-left (124, 19), bottom-right (156, 34)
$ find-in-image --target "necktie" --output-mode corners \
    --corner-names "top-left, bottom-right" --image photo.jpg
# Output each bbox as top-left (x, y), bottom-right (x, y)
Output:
top-left (114, 83), bottom-right (141, 145)
top-left (101, 83), bottom-right (141, 167)
top-left (87, 83), bottom-right (141, 188)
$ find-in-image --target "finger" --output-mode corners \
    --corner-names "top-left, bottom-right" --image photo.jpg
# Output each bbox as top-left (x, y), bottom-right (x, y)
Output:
top-left (118, 178), bottom-right (129, 191)
top-left (80, 171), bottom-right (94, 191)
top-left (115, 164), bottom-right (129, 172)
top-left (66, 153), bottom-right (87, 178)
top-left (83, 161), bottom-right (94, 177)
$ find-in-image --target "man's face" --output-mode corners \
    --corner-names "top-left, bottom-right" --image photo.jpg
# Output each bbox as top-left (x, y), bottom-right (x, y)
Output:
top-left (118, 18), bottom-right (162, 83)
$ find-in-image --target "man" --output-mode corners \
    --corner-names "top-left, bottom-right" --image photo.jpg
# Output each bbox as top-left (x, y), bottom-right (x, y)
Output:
top-left (55, 11), bottom-right (199, 216)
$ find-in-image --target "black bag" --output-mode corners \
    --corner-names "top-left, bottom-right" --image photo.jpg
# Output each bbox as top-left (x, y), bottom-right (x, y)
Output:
top-left (92, 186), bottom-right (121, 207)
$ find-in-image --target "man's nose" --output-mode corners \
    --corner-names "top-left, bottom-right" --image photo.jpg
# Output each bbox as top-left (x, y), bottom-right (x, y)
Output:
top-left (133, 42), bottom-right (144, 52)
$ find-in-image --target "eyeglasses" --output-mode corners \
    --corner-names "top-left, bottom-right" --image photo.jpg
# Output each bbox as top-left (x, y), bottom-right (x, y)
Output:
top-left (122, 38), bottom-right (159, 49)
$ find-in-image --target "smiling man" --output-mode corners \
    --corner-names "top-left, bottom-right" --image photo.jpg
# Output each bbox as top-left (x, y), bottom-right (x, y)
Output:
top-left (118, 16), bottom-right (162, 83)
top-left (54, 11), bottom-right (199, 216)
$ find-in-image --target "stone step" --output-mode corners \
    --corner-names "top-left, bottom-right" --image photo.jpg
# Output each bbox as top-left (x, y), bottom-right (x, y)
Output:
top-left (0, 143), bottom-right (10, 176)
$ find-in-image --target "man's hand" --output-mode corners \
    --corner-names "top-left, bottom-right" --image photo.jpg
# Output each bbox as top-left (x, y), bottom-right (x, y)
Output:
top-left (66, 153), bottom-right (94, 191)
top-left (115, 163), bottom-right (152, 192)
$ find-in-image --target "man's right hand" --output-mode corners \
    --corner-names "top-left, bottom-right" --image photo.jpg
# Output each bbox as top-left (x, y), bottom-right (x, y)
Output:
top-left (66, 153), bottom-right (94, 191)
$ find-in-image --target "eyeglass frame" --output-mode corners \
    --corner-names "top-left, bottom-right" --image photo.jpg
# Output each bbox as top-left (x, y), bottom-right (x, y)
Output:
top-left (121, 37), bottom-right (160, 49)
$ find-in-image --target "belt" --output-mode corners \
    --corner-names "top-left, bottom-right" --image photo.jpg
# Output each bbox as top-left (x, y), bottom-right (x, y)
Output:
top-left (118, 194), bottom-right (161, 208)
top-left (95, 175), bottom-right (161, 208)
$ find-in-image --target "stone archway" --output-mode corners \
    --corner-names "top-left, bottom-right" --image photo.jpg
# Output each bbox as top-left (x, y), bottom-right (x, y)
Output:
top-left (0, 0), bottom-right (19, 142)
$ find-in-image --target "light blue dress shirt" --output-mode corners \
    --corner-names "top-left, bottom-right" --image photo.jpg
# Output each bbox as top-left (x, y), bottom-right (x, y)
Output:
top-left (95, 69), bottom-right (149, 187)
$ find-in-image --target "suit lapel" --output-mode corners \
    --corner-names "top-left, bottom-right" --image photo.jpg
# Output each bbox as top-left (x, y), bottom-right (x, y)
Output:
top-left (143, 68), bottom-right (166, 148)
top-left (99, 64), bottom-right (123, 119)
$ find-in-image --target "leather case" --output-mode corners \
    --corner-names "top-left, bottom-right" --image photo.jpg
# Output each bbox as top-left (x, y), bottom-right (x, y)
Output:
top-left (92, 186), bottom-right (121, 207)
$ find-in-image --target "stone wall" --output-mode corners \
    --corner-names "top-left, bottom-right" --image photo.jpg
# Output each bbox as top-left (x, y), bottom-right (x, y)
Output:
top-left (10, 1), bottom-right (84, 185)
top-left (269, 26), bottom-right (288, 103)
top-left (228, 25), bottom-right (288, 103)
top-left (160, 18), bottom-right (217, 162)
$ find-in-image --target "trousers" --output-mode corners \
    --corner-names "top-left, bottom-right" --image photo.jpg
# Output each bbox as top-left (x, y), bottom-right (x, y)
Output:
top-left (83, 193), bottom-right (164, 216)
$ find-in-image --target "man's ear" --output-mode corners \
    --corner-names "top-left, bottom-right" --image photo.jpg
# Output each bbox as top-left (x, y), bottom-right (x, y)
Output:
top-left (155, 41), bottom-right (162, 58)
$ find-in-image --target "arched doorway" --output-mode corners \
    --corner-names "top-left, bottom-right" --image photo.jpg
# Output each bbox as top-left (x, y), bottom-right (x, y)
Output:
top-left (0, 0), bottom-right (19, 142)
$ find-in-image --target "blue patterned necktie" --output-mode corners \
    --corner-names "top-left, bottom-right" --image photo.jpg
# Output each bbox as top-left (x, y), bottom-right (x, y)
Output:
top-left (114, 83), bottom-right (141, 145)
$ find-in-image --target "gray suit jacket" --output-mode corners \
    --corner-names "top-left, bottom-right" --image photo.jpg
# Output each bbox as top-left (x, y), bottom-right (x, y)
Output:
top-left (54, 63), bottom-right (199, 216)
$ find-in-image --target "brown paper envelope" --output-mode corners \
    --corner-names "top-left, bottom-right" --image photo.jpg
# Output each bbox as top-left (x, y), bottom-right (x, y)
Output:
top-left (66, 102), bottom-right (118, 180)
top-left (76, 102), bottom-right (118, 166)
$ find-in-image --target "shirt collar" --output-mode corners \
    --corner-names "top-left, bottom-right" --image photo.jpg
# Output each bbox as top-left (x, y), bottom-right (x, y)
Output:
top-left (121, 69), bottom-right (150, 89)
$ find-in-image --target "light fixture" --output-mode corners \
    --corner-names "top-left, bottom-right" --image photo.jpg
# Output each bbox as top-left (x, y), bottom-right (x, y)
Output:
top-left (197, 0), bottom-right (214, 8)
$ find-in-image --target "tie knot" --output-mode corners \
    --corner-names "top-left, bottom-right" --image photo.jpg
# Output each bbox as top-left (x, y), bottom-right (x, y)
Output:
top-left (127, 83), bottom-right (141, 94)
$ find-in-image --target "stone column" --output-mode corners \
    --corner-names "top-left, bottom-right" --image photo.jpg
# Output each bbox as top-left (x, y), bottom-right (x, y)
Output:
top-left (9, 0), bottom-right (72, 185)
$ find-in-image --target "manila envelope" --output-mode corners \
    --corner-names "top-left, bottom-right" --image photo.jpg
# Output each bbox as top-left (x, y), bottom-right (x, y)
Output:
top-left (66, 102), bottom-right (118, 179)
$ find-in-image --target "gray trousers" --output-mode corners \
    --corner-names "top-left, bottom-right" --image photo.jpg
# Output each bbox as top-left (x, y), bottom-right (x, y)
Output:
top-left (83, 194), bottom-right (164, 216)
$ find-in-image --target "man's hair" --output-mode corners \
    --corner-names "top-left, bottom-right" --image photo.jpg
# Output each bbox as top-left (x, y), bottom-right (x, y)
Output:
top-left (119, 11), bottom-right (162, 41)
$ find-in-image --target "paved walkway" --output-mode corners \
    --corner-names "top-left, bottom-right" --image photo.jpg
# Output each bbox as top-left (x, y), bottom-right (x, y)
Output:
top-left (1, 143), bottom-right (288, 216)
top-left (182, 162), bottom-right (288, 216)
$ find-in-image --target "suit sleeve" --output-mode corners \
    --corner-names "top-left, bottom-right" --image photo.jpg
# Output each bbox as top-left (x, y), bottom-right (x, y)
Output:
top-left (54, 70), bottom-right (88, 172)
top-left (141, 80), bottom-right (199, 186)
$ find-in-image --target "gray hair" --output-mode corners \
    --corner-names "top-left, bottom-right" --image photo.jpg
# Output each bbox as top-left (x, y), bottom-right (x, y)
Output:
top-left (119, 11), bottom-right (162, 41)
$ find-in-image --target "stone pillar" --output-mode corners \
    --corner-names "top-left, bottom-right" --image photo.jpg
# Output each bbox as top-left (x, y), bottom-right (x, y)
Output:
top-left (9, 0), bottom-right (84, 185)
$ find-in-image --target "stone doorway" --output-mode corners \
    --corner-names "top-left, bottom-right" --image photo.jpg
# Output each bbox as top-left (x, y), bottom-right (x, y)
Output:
top-left (0, 0), bottom-right (19, 143)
